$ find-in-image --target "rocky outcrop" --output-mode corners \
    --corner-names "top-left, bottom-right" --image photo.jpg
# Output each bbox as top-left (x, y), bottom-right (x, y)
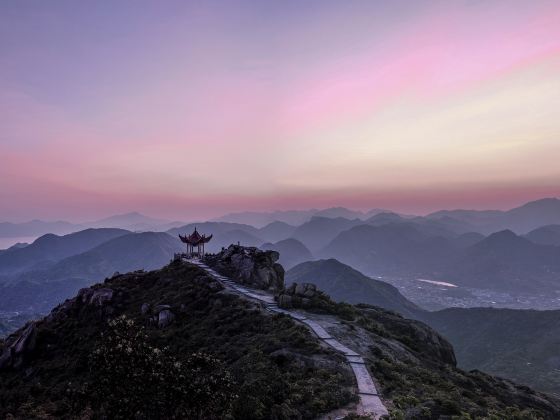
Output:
top-left (204, 245), bottom-right (285, 291)
top-left (141, 303), bottom-right (175, 329)
top-left (0, 323), bottom-right (37, 370)
top-left (277, 282), bottom-right (325, 309)
top-left (157, 309), bottom-right (175, 328)
top-left (78, 287), bottom-right (114, 306)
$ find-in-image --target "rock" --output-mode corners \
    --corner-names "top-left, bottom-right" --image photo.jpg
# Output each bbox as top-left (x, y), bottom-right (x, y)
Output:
top-left (77, 287), bottom-right (114, 306)
top-left (0, 323), bottom-right (37, 370)
top-left (294, 283), bottom-right (306, 296)
top-left (141, 303), bottom-right (150, 315)
top-left (13, 324), bottom-right (36, 355)
top-left (89, 288), bottom-right (114, 306)
top-left (158, 309), bottom-right (175, 328)
top-left (277, 282), bottom-right (323, 310)
top-left (204, 245), bottom-right (285, 291)
top-left (154, 304), bottom-right (171, 313)
top-left (278, 294), bottom-right (293, 309)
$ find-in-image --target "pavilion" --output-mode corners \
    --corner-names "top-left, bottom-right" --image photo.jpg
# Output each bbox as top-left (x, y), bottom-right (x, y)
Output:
top-left (178, 227), bottom-right (212, 257)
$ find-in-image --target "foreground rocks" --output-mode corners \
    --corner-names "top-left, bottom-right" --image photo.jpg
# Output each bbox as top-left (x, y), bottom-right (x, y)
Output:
top-left (204, 245), bottom-right (285, 291)
top-left (277, 282), bottom-right (323, 309)
top-left (0, 323), bottom-right (37, 370)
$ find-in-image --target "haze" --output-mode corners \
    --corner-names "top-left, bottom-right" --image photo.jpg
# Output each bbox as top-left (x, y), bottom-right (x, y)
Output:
top-left (1, 0), bottom-right (560, 221)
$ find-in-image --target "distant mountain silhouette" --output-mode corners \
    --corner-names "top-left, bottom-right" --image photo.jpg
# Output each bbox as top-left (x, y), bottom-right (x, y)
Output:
top-left (211, 209), bottom-right (319, 227)
top-left (260, 238), bottom-right (313, 269)
top-left (257, 221), bottom-right (296, 243)
top-left (320, 223), bottom-right (457, 278)
top-left (286, 259), bottom-right (421, 318)
top-left (0, 220), bottom-right (82, 239)
top-left (292, 216), bottom-right (363, 252)
top-left (0, 232), bottom-right (183, 313)
top-left (524, 224), bottom-right (560, 246)
top-left (0, 228), bottom-right (130, 276)
top-left (443, 230), bottom-right (560, 292)
top-left (427, 197), bottom-right (560, 234)
top-left (212, 207), bottom-right (388, 227)
top-left (87, 212), bottom-right (181, 231)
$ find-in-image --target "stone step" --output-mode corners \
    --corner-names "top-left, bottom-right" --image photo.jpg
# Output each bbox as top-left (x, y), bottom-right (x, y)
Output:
top-left (323, 339), bottom-right (359, 356)
top-left (346, 355), bottom-right (366, 364)
top-left (301, 319), bottom-right (332, 339)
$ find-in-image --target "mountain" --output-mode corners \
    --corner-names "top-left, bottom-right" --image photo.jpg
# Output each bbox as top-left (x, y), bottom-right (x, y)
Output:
top-left (502, 198), bottom-right (560, 233)
top-left (313, 207), bottom-right (368, 220)
top-left (427, 197), bottom-right (560, 234)
top-left (443, 230), bottom-right (560, 292)
top-left (87, 212), bottom-right (179, 231)
top-left (285, 257), bottom-right (560, 395)
top-left (211, 209), bottom-right (319, 227)
top-left (366, 212), bottom-right (406, 225)
top-left (1, 260), bottom-right (558, 418)
top-left (286, 259), bottom-right (421, 318)
top-left (320, 223), bottom-right (456, 278)
top-left (0, 228), bottom-right (130, 277)
top-left (0, 232), bottom-right (183, 313)
top-left (212, 207), bottom-right (390, 227)
top-left (292, 216), bottom-right (363, 252)
top-left (423, 307), bottom-right (560, 395)
top-left (257, 221), bottom-right (296, 243)
top-left (260, 238), bottom-right (313, 269)
top-left (0, 220), bottom-right (82, 239)
top-left (525, 225), bottom-right (560, 246)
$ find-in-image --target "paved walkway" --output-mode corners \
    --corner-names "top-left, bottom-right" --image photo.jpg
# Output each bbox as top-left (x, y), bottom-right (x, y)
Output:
top-left (190, 260), bottom-right (389, 419)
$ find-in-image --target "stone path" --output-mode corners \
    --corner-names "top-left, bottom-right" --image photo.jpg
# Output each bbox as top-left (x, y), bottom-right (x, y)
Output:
top-left (191, 260), bottom-right (389, 419)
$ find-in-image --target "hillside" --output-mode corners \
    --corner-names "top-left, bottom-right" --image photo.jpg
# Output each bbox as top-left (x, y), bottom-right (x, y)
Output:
top-left (257, 221), bottom-right (296, 243)
top-left (0, 228), bottom-right (130, 276)
top-left (423, 307), bottom-right (560, 395)
top-left (444, 230), bottom-right (560, 292)
top-left (1, 256), bottom-right (559, 418)
top-left (292, 217), bottom-right (363, 252)
top-left (0, 220), bottom-right (82, 239)
top-left (292, 258), bottom-right (560, 396)
top-left (320, 223), bottom-right (457, 278)
top-left (427, 198), bottom-right (560, 234)
top-left (525, 225), bottom-right (560, 246)
top-left (0, 263), bottom-right (356, 419)
top-left (286, 259), bottom-right (421, 318)
top-left (0, 232), bottom-right (183, 314)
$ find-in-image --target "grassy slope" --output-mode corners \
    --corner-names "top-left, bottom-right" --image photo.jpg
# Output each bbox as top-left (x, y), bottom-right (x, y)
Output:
top-left (0, 261), bottom-right (355, 419)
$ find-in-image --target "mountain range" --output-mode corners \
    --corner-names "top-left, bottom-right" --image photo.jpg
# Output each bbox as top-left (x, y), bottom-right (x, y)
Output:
top-left (291, 258), bottom-right (560, 395)
top-left (2, 256), bottom-right (559, 418)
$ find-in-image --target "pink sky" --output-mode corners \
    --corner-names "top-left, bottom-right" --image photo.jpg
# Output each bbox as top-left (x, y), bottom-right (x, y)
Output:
top-left (1, 0), bottom-right (559, 221)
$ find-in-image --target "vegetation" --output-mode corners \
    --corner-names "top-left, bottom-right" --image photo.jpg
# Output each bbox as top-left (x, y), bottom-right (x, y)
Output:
top-left (283, 287), bottom-right (560, 419)
top-left (0, 261), bottom-right (355, 419)
top-left (87, 315), bottom-right (236, 419)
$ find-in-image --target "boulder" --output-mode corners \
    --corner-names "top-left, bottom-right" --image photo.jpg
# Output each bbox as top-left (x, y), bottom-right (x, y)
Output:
top-left (0, 323), bottom-right (37, 370)
top-left (158, 309), bottom-right (175, 328)
top-left (153, 304), bottom-right (171, 313)
top-left (204, 245), bottom-right (285, 291)
top-left (277, 282), bottom-right (322, 310)
top-left (140, 303), bottom-right (150, 315)
top-left (78, 287), bottom-right (114, 306)
top-left (89, 288), bottom-right (114, 306)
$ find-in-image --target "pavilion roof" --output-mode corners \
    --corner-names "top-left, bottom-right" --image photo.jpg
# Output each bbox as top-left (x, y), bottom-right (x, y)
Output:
top-left (178, 227), bottom-right (212, 245)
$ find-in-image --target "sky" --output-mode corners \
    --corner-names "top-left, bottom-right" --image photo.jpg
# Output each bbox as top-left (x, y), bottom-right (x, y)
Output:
top-left (1, 0), bottom-right (559, 221)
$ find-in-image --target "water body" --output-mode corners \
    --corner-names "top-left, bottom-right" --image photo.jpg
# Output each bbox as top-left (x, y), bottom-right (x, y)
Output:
top-left (416, 278), bottom-right (458, 288)
top-left (0, 236), bottom-right (37, 250)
